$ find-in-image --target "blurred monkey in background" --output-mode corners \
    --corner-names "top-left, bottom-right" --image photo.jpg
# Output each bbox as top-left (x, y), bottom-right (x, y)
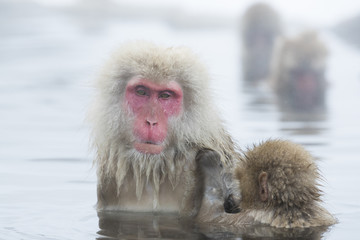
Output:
top-left (270, 31), bottom-right (329, 112)
top-left (241, 3), bottom-right (282, 83)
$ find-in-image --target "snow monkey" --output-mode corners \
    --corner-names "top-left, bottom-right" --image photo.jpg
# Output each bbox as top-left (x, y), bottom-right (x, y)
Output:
top-left (241, 3), bottom-right (282, 83)
top-left (270, 31), bottom-right (328, 111)
top-left (197, 139), bottom-right (336, 228)
top-left (88, 41), bottom-right (239, 216)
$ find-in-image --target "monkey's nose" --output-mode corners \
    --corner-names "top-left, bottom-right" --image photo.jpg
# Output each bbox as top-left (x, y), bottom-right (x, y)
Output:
top-left (146, 119), bottom-right (158, 126)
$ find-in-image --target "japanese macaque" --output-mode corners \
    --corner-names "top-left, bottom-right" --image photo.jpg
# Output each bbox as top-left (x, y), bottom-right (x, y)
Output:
top-left (197, 139), bottom-right (336, 229)
top-left (270, 31), bottom-right (328, 111)
top-left (241, 3), bottom-right (282, 83)
top-left (235, 139), bottom-right (336, 228)
top-left (88, 41), bottom-right (239, 216)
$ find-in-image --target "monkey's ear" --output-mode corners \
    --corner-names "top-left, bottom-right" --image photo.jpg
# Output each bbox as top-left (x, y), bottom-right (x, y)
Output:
top-left (258, 171), bottom-right (269, 202)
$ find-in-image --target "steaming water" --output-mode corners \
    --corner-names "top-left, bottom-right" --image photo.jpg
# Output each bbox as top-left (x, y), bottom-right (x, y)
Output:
top-left (1, 1), bottom-right (360, 239)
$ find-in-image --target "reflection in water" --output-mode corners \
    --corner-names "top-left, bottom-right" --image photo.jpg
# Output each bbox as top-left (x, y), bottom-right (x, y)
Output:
top-left (278, 93), bottom-right (328, 138)
top-left (279, 123), bottom-right (328, 137)
top-left (279, 112), bottom-right (328, 137)
top-left (242, 83), bottom-right (329, 138)
top-left (241, 82), bottom-right (276, 112)
top-left (97, 211), bottom-right (202, 239)
top-left (279, 109), bottom-right (327, 122)
top-left (200, 224), bottom-right (333, 240)
top-left (97, 211), bottom-right (333, 240)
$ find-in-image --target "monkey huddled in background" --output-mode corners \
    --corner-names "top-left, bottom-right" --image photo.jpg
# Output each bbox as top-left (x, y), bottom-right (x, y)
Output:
top-left (270, 31), bottom-right (329, 112)
top-left (241, 3), bottom-right (282, 83)
top-left (241, 3), bottom-right (329, 116)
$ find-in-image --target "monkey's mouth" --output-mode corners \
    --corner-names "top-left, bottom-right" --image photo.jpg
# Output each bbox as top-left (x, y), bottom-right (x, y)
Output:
top-left (144, 141), bottom-right (158, 145)
top-left (134, 141), bottom-right (164, 154)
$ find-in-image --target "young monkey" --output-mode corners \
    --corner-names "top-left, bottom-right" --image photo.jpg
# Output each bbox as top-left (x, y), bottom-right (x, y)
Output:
top-left (197, 140), bottom-right (336, 229)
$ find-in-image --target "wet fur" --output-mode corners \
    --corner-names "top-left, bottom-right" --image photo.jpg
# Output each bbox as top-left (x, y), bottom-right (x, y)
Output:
top-left (236, 140), bottom-right (336, 228)
top-left (197, 140), bottom-right (336, 228)
top-left (88, 41), bottom-right (238, 214)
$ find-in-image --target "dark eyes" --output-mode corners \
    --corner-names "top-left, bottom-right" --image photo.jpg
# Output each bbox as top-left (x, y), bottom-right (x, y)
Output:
top-left (159, 92), bottom-right (171, 99)
top-left (136, 88), bottom-right (147, 96)
top-left (135, 86), bottom-right (172, 99)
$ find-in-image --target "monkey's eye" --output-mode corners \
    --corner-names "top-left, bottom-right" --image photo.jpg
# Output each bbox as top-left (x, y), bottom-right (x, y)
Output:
top-left (159, 92), bottom-right (171, 99)
top-left (135, 87), bottom-right (147, 96)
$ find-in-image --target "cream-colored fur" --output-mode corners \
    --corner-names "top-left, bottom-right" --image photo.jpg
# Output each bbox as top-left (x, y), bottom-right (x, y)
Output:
top-left (88, 41), bottom-right (238, 214)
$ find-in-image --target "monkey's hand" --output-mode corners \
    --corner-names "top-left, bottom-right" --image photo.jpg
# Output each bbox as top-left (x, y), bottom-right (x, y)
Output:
top-left (195, 149), bottom-right (241, 214)
top-left (195, 148), bottom-right (222, 171)
top-left (195, 148), bottom-right (224, 199)
top-left (224, 193), bottom-right (241, 213)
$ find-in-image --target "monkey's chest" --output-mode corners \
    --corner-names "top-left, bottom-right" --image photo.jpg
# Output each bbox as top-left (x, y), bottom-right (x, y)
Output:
top-left (116, 181), bottom-right (186, 213)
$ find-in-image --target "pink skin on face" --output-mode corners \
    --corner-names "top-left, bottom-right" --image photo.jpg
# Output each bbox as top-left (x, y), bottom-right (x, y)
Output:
top-left (125, 78), bottom-right (183, 154)
top-left (295, 72), bottom-right (319, 105)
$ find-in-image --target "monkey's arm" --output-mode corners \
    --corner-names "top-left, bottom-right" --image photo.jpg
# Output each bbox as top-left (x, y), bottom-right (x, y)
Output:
top-left (195, 149), bottom-right (241, 219)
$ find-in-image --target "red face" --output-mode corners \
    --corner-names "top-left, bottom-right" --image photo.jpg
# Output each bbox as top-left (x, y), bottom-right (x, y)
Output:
top-left (293, 71), bottom-right (320, 106)
top-left (125, 78), bottom-right (183, 154)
